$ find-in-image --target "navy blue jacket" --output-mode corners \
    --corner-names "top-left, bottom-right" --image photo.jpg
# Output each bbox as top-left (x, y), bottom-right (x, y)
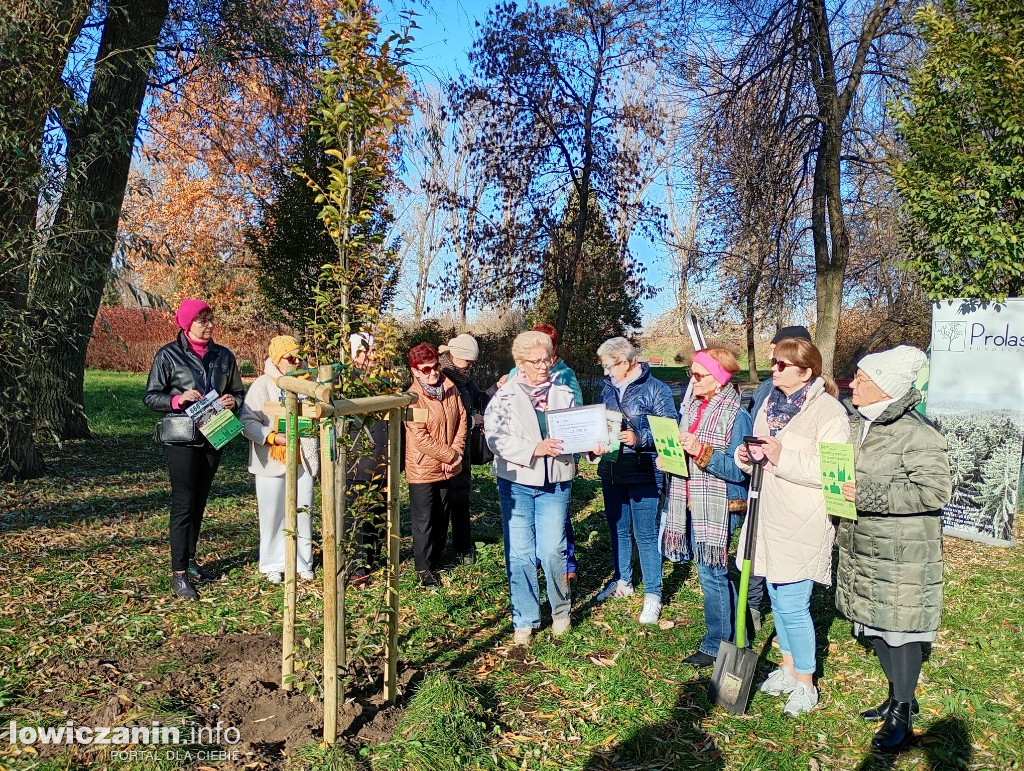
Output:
top-left (748, 377), bottom-right (774, 423)
top-left (597, 363), bottom-right (678, 486)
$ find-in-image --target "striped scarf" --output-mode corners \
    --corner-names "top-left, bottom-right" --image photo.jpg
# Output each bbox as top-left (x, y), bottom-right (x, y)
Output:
top-left (661, 387), bottom-right (740, 567)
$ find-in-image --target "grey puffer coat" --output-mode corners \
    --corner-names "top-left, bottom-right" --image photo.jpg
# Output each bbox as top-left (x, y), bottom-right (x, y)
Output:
top-left (835, 390), bottom-right (952, 633)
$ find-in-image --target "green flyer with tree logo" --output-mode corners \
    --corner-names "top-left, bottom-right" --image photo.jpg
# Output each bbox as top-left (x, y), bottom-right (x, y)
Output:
top-left (648, 416), bottom-right (689, 477)
top-left (819, 442), bottom-right (857, 519)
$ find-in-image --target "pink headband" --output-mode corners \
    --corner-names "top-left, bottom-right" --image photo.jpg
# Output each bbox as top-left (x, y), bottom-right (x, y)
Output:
top-left (692, 351), bottom-right (732, 385)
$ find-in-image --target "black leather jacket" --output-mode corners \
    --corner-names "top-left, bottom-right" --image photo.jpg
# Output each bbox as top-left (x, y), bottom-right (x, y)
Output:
top-left (144, 332), bottom-right (246, 415)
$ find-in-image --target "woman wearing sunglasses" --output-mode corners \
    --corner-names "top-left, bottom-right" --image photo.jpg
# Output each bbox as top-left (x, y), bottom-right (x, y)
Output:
top-left (405, 342), bottom-right (467, 587)
top-left (661, 348), bottom-right (752, 667)
top-left (735, 336), bottom-right (850, 717)
top-left (240, 336), bottom-right (320, 585)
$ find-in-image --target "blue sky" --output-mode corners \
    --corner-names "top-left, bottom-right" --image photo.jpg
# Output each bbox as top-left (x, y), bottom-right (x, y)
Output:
top-left (379, 0), bottom-right (677, 328)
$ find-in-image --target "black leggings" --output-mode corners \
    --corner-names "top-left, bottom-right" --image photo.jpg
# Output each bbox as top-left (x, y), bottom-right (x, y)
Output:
top-left (165, 444), bottom-right (222, 572)
top-left (872, 638), bottom-right (924, 702)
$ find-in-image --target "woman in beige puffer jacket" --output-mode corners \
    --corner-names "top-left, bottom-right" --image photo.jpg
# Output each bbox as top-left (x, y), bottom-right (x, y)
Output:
top-left (735, 337), bottom-right (850, 718)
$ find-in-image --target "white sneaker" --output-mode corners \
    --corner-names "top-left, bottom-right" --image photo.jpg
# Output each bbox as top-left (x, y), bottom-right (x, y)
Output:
top-left (638, 595), bottom-right (662, 624)
top-left (265, 572), bottom-right (283, 584)
top-left (513, 627), bottom-right (533, 646)
top-left (759, 666), bottom-right (798, 696)
top-left (783, 682), bottom-right (819, 716)
top-left (551, 616), bottom-right (571, 637)
top-left (596, 579), bottom-right (635, 601)
top-left (299, 570), bottom-right (315, 580)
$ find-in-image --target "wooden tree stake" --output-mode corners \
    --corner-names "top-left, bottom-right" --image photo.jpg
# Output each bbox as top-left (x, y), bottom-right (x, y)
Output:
top-left (281, 390), bottom-right (299, 690)
top-left (385, 407), bottom-right (402, 701)
top-left (320, 414), bottom-right (339, 743)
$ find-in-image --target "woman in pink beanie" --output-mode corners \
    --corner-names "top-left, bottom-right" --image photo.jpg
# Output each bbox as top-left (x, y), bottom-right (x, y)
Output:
top-left (144, 299), bottom-right (246, 600)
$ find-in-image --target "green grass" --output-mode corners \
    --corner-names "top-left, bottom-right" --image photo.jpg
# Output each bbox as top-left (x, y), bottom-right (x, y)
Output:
top-left (0, 369), bottom-right (1022, 769)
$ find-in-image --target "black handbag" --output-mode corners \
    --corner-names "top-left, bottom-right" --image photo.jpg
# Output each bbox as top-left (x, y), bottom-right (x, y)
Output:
top-left (606, 450), bottom-right (656, 485)
top-left (155, 414), bottom-right (198, 445)
top-left (469, 422), bottom-right (493, 466)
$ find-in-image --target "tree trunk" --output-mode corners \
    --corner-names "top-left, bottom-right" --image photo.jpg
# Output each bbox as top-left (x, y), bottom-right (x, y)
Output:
top-left (745, 282), bottom-right (758, 383)
top-left (0, 1), bottom-right (90, 478)
top-left (30, 0), bottom-right (170, 440)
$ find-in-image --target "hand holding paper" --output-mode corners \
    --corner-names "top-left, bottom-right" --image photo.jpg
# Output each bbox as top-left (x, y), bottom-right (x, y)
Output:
top-left (819, 442), bottom-right (857, 519)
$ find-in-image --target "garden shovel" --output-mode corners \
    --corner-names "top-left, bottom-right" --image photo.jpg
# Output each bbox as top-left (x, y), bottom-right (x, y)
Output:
top-left (708, 437), bottom-right (768, 715)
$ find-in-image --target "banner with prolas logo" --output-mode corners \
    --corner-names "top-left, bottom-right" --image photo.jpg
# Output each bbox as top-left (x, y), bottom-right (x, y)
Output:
top-left (927, 299), bottom-right (1024, 545)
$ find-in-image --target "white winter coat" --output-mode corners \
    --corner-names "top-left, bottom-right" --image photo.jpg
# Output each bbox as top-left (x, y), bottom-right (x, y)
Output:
top-left (484, 379), bottom-right (576, 487)
top-left (241, 359), bottom-right (320, 478)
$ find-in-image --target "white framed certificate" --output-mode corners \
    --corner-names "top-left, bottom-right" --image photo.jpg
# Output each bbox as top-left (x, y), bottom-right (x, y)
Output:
top-left (545, 404), bottom-right (608, 454)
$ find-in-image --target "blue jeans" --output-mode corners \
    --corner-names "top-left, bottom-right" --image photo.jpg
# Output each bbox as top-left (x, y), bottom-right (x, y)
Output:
top-left (498, 478), bottom-right (572, 629)
top-left (691, 513), bottom-right (742, 656)
top-left (767, 580), bottom-right (816, 675)
top-left (602, 481), bottom-right (663, 599)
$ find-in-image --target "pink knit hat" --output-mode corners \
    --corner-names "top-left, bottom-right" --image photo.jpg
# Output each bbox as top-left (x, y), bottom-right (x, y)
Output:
top-left (175, 299), bottom-right (211, 331)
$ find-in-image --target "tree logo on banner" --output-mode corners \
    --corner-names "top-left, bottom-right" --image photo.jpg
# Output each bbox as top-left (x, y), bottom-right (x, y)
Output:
top-left (933, 321), bottom-right (968, 352)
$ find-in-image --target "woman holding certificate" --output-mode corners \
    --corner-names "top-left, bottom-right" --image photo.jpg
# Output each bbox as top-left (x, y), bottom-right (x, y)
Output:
top-left (661, 348), bottom-right (752, 668)
top-left (835, 346), bottom-right (951, 752)
top-left (735, 337), bottom-right (849, 717)
top-left (144, 299), bottom-right (246, 600)
top-left (594, 337), bottom-right (677, 625)
top-left (485, 331), bottom-right (603, 646)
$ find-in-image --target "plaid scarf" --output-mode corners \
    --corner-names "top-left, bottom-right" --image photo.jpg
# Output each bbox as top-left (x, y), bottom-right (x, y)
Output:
top-left (661, 387), bottom-right (740, 567)
top-left (765, 383), bottom-right (809, 436)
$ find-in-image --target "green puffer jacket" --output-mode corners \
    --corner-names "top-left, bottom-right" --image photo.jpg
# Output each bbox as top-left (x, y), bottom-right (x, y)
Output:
top-left (835, 390), bottom-right (952, 633)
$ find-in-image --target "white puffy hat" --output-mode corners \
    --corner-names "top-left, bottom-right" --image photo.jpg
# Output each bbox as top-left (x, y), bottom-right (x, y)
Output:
top-left (857, 345), bottom-right (929, 400)
top-left (439, 333), bottom-right (479, 362)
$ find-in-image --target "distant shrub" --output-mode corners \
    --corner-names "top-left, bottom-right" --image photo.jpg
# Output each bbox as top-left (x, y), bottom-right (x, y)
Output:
top-left (86, 306), bottom-right (283, 372)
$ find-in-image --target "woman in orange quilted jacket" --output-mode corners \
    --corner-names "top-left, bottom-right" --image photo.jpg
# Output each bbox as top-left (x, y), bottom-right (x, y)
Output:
top-left (404, 343), bottom-right (467, 587)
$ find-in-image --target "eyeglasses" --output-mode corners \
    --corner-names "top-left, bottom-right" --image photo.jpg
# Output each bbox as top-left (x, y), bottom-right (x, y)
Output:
top-left (602, 360), bottom-right (627, 373)
top-left (416, 363), bottom-right (439, 374)
top-left (771, 358), bottom-right (798, 372)
top-left (193, 317), bottom-right (215, 326)
top-left (522, 357), bottom-right (553, 368)
top-left (690, 370), bottom-right (710, 382)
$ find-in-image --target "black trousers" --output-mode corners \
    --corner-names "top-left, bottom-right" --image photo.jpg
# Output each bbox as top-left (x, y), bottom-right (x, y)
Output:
top-left (408, 479), bottom-right (454, 572)
top-left (349, 480), bottom-right (388, 572)
top-left (748, 574), bottom-right (768, 611)
top-left (164, 444), bottom-right (222, 572)
top-left (448, 465), bottom-right (474, 557)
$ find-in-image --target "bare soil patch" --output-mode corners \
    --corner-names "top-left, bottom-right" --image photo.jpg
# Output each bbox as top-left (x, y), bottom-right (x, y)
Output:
top-left (34, 632), bottom-right (414, 766)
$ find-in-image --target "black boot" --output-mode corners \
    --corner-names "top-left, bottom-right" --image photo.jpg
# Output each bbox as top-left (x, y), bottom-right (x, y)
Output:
top-left (871, 701), bottom-right (915, 752)
top-left (861, 683), bottom-right (920, 722)
top-left (188, 560), bottom-right (220, 582)
top-left (171, 572), bottom-right (200, 600)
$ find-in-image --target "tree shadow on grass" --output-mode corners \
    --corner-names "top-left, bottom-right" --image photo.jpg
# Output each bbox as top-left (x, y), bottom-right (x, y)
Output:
top-left (854, 715), bottom-right (973, 770)
top-left (583, 677), bottom-right (725, 771)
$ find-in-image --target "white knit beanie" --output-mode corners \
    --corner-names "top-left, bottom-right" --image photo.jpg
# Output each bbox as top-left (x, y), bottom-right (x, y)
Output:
top-left (857, 345), bottom-right (928, 400)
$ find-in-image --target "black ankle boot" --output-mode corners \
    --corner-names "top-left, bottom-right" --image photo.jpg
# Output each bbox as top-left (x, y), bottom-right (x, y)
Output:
top-left (171, 572), bottom-right (199, 600)
top-left (871, 701), bottom-right (915, 752)
top-left (861, 683), bottom-right (920, 722)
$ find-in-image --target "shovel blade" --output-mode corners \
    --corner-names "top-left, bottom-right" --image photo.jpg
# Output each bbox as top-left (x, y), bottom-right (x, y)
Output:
top-left (708, 641), bottom-right (759, 715)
